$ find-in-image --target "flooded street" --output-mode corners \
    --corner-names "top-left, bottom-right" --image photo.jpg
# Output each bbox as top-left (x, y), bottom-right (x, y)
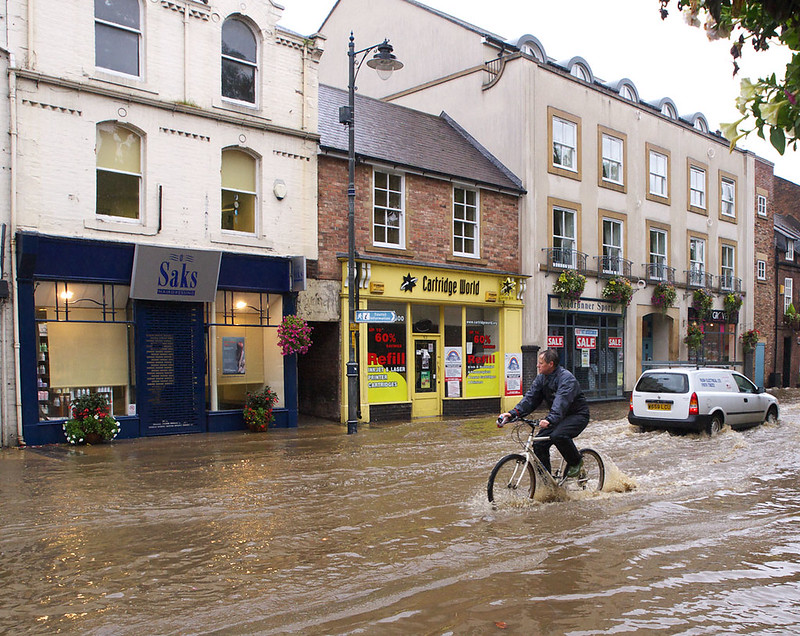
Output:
top-left (2, 396), bottom-right (800, 635)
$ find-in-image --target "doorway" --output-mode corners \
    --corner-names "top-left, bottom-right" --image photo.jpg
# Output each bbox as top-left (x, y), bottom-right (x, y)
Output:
top-left (412, 337), bottom-right (441, 417)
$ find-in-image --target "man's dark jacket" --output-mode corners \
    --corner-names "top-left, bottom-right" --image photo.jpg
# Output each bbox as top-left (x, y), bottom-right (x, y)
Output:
top-left (509, 365), bottom-right (589, 426)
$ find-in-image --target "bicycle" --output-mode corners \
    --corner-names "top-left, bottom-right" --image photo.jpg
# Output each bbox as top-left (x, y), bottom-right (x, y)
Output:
top-left (487, 416), bottom-right (605, 505)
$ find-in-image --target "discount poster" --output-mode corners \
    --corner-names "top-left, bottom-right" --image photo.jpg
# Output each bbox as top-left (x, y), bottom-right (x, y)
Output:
top-left (366, 322), bottom-right (408, 403)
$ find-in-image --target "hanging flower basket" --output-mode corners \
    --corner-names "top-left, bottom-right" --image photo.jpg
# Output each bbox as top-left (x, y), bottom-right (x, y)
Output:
top-left (723, 292), bottom-right (743, 322)
top-left (243, 386), bottom-right (278, 432)
top-left (601, 277), bottom-right (634, 308)
top-left (277, 315), bottom-right (313, 356)
top-left (784, 303), bottom-right (800, 331)
top-left (685, 321), bottom-right (704, 352)
top-left (739, 328), bottom-right (760, 353)
top-left (552, 270), bottom-right (585, 301)
top-left (651, 281), bottom-right (677, 313)
top-left (692, 288), bottom-right (714, 320)
top-left (62, 392), bottom-right (120, 445)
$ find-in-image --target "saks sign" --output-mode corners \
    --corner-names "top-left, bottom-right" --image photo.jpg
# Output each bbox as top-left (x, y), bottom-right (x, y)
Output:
top-left (131, 245), bottom-right (222, 302)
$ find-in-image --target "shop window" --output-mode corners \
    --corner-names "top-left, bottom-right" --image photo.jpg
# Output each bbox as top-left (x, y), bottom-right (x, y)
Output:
top-left (96, 122), bottom-right (142, 220)
top-left (374, 170), bottom-right (404, 248)
top-left (34, 281), bottom-right (133, 420)
top-left (221, 16), bottom-right (258, 104)
top-left (206, 290), bottom-right (283, 410)
top-left (453, 187), bottom-right (479, 257)
top-left (95, 0), bottom-right (141, 77)
top-left (366, 301), bottom-right (408, 404)
top-left (412, 304), bottom-right (439, 334)
top-left (221, 148), bottom-right (258, 233)
top-left (464, 307), bottom-right (499, 398)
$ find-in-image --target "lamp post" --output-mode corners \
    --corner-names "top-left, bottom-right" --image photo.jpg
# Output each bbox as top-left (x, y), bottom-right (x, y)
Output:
top-left (340, 33), bottom-right (403, 434)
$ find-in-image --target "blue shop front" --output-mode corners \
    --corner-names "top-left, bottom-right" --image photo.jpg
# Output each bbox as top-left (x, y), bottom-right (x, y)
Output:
top-left (17, 233), bottom-right (299, 445)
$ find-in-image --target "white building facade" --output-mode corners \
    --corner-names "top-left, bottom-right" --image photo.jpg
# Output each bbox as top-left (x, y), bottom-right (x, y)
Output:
top-left (318, 0), bottom-right (755, 399)
top-left (1, 0), bottom-right (323, 445)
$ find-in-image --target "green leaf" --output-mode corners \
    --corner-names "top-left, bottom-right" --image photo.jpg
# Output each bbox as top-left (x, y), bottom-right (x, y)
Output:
top-left (770, 125), bottom-right (786, 153)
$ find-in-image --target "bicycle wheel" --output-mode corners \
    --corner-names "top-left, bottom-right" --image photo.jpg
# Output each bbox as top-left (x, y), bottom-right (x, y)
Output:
top-left (576, 448), bottom-right (605, 492)
top-left (487, 453), bottom-right (536, 504)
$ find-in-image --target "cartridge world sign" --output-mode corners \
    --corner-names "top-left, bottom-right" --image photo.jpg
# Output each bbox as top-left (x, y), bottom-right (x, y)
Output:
top-left (131, 245), bottom-right (222, 302)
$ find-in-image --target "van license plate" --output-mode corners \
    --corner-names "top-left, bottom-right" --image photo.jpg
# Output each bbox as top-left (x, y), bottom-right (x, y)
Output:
top-left (647, 403), bottom-right (671, 411)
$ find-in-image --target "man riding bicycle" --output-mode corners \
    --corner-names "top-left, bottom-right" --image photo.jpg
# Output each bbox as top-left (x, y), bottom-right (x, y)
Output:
top-left (498, 349), bottom-right (590, 478)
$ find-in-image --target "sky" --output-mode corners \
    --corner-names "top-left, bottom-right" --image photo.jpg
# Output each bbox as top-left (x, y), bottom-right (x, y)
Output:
top-left (278, 0), bottom-right (800, 183)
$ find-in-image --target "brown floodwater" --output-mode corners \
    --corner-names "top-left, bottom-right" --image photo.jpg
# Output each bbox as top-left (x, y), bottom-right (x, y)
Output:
top-left (1, 396), bottom-right (799, 634)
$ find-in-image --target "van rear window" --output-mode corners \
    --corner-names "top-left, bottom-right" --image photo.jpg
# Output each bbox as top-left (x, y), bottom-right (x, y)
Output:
top-left (635, 373), bottom-right (689, 394)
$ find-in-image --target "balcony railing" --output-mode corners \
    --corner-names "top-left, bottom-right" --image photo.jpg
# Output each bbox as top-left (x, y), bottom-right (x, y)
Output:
top-left (543, 247), bottom-right (587, 274)
top-left (718, 274), bottom-right (742, 293)
top-left (595, 255), bottom-right (633, 279)
top-left (642, 263), bottom-right (675, 284)
top-left (685, 269), bottom-right (714, 289)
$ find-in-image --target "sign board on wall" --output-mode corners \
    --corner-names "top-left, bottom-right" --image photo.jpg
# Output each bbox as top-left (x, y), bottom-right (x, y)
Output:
top-left (131, 245), bottom-right (221, 302)
top-left (576, 335), bottom-right (596, 349)
top-left (547, 335), bottom-right (564, 348)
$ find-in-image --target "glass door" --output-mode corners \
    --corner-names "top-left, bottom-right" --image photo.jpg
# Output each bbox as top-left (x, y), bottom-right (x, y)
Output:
top-left (413, 337), bottom-right (441, 417)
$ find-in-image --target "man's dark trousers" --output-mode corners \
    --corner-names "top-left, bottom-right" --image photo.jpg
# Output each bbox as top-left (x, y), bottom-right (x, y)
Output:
top-left (534, 413), bottom-right (589, 474)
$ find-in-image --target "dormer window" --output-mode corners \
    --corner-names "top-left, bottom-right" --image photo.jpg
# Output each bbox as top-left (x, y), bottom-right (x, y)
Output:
top-left (620, 84), bottom-right (636, 101)
top-left (571, 64), bottom-right (589, 81)
top-left (694, 117), bottom-right (709, 133)
top-left (661, 102), bottom-right (677, 119)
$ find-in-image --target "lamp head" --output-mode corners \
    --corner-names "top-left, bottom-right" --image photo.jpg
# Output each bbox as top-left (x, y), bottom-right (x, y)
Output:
top-left (366, 40), bottom-right (403, 80)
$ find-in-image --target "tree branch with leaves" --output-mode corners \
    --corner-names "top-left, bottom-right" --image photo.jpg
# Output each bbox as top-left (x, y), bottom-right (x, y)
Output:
top-left (659, 0), bottom-right (800, 154)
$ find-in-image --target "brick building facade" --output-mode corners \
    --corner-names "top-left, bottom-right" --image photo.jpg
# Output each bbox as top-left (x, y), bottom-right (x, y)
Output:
top-left (753, 158), bottom-right (777, 384)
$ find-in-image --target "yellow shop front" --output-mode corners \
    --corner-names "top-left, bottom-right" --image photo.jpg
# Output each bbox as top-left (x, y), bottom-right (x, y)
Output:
top-left (341, 260), bottom-right (526, 423)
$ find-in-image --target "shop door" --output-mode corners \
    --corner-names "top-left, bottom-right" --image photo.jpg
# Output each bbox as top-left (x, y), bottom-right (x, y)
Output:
top-left (136, 301), bottom-right (206, 435)
top-left (413, 338), bottom-right (441, 417)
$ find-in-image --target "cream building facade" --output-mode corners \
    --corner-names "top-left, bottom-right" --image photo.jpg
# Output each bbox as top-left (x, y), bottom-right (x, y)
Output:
top-left (318, 0), bottom-right (756, 398)
top-left (1, 0), bottom-right (323, 445)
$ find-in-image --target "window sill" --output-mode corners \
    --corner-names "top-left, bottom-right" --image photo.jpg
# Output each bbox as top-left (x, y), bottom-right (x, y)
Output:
top-left (599, 179), bottom-right (626, 194)
top-left (688, 204), bottom-right (708, 216)
top-left (209, 232), bottom-right (274, 250)
top-left (213, 100), bottom-right (270, 122)
top-left (447, 254), bottom-right (487, 266)
top-left (548, 164), bottom-right (581, 181)
top-left (84, 218), bottom-right (158, 235)
top-left (88, 72), bottom-right (158, 96)
top-left (365, 245), bottom-right (415, 258)
top-left (646, 192), bottom-right (671, 205)
top-left (719, 213), bottom-right (737, 224)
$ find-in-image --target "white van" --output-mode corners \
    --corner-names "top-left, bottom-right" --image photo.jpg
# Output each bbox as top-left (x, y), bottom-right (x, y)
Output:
top-left (628, 367), bottom-right (779, 434)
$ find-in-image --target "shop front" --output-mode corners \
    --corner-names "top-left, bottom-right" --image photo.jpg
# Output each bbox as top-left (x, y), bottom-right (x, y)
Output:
top-left (687, 308), bottom-right (738, 365)
top-left (547, 295), bottom-right (625, 400)
top-left (342, 259), bottom-right (526, 422)
top-left (17, 233), bottom-right (299, 445)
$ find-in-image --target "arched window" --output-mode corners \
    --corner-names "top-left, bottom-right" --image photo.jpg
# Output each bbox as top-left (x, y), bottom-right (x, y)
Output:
top-left (620, 84), bottom-right (636, 101)
top-left (693, 117), bottom-right (709, 133)
top-left (661, 102), bottom-right (677, 119)
top-left (570, 64), bottom-right (589, 81)
top-left (96, 123), bottom-right (141, 219)
top-left (221, 149), bottom-right (257, 233)
top-left (95, 0), bottom-right (141, 76)
top-left (221, 17), bottom-right (257, 104)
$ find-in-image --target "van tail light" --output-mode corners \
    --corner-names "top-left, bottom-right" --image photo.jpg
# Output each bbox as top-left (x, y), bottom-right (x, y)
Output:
top-left (689, 392), bottom-right (699, 416)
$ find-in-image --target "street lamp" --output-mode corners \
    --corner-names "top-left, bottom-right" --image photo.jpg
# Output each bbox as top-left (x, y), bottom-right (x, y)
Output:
top-left (340, 33), bottom-right (403, 434)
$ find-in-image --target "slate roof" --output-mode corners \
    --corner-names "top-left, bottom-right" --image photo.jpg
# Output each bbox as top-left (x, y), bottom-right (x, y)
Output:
top-left (318, 84), bottom-right (524, 193)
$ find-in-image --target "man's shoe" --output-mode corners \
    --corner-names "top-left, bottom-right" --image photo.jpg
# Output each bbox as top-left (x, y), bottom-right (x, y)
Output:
top-left (565, 459), bottom-right (584, 479)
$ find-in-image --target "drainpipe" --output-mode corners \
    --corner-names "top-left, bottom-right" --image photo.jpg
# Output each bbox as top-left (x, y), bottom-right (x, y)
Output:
top-left (8, 54), bottom-right (23, 445)
top-left (183, 5), bottom-right (189, 101)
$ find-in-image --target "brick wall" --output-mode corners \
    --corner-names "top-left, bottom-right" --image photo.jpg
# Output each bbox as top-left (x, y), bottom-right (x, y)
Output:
top-left (773, 174), bottom-right (800, 386)
top-left (754, 158), bottom-right (776, 382)
top-left (315, 155), bottom-right (521, 281)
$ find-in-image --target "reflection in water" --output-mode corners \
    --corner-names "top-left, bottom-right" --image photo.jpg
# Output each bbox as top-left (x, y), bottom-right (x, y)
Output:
top-left (1, 397), bottom-right (799, 634)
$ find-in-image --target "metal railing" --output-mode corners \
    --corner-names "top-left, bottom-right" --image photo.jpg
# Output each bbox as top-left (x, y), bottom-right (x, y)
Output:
top-left (596, 255), bottom-right (633, 279)
top-left (543, 247), bottom-right (587, 273)
top-left (685, 269), bottom-right (714, 289)
top-left (718, 275), bottom-right (742, 293)
top-left (642, 263), bottom-right (675, 284)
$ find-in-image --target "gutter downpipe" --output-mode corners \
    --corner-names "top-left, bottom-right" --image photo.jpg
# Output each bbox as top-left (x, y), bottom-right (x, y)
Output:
top-left (8, 54), bottom-right (23, 445)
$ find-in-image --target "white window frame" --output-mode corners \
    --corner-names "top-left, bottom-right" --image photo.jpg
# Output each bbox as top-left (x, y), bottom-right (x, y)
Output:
top-left (721, 244), bottom-right (735, 290)
top-left (690, 166), bottom-right (706, 209)
top-left (649, 150), bottom-right (667, 197)
top-left (552, 206), bottom-right (577, 268)
top-left (721, 177), bottom-right (736, 217)
top-left (220, 149), bottom-right (259, 235)
top-left (96, 122), bottom-right (142, 221)
top-left (785, 277), bottom-right (793, 314)
top-left (94, 0), bottom-right (142, 78)
top-left (787, 239), bottom-right (795, 262)
top-left (552, 117), bottom-right (577, 171)
top-left (690, 237), bottom-right (706, 286)
top-left (602, 218), bottom-right (623, 274)
top-left (570, 64), bottom-right (589, 81)
top-left (601, 134), bottom-right (624, 185)
top-left (453, 186), bottom-right (479, 258)
top-left (757, 194), bottom-right (767, 218)
top-left (373, 170), bottom-right (405, 249)
top-left (221, 17), bottom-right (259, 106)
top-left (650, 228), bottom-right (667, 280)
top-left (757, 259), bottom-right (766, 281)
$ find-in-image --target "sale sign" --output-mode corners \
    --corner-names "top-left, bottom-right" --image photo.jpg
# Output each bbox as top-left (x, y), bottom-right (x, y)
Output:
top-left (576, 335), bottom-right (596, 349)
top-left (608, 337), bottom-right (623, 348)
top-left (547, 335), bottom-right (564, 348)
